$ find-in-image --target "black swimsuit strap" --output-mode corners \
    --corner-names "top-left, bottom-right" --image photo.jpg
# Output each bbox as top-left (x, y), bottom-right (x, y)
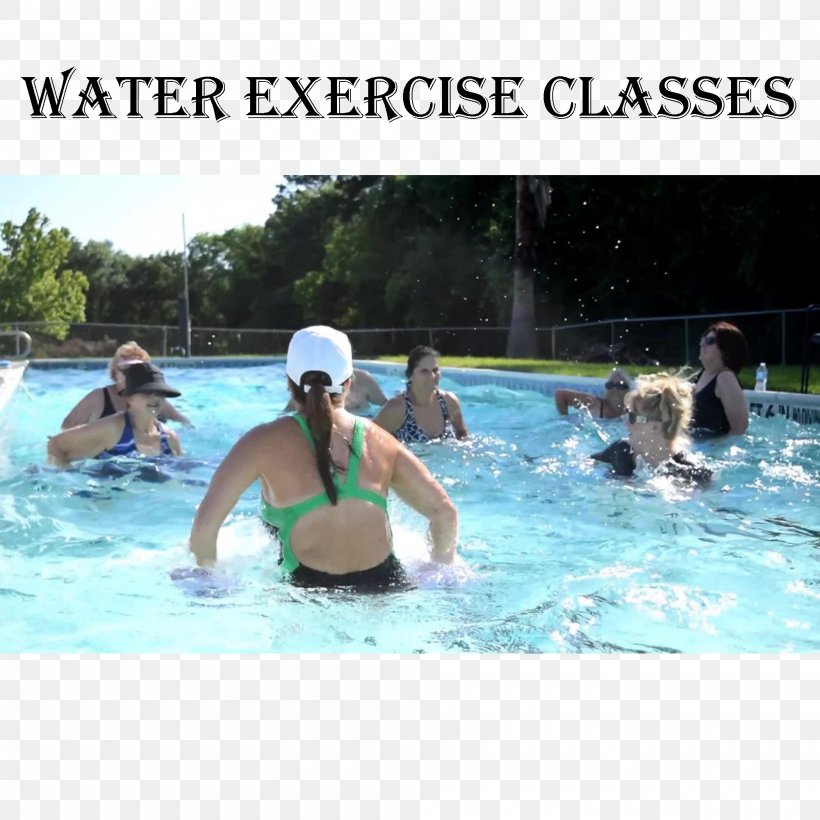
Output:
top-left (101, 385), bottom-right (116, 418)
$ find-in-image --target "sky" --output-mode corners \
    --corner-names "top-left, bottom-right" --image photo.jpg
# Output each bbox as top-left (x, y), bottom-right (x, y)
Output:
top-left (0, 176), bottom-right (285, 256)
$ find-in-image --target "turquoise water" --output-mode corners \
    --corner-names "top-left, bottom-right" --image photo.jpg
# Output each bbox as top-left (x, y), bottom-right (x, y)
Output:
top-left (1, 363), bottom-right (819, 653)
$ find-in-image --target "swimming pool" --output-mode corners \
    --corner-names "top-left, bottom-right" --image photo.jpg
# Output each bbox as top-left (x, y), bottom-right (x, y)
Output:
top-left (2, 361), bottom-right (819, 653)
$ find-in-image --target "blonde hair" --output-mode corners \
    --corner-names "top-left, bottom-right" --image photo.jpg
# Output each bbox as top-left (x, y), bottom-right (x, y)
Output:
top-left (108, 341), bottom-right (151, 380)
top-left (625, 372), bottom-right (693, 443)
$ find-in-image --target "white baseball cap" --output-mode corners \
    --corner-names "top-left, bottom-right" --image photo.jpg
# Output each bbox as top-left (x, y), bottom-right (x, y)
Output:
top-left (286, 326), bottom-right (353, 394)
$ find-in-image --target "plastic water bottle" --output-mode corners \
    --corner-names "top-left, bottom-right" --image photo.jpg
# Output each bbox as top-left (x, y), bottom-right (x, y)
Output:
top-left (755, 362), bottom-right (768, 391)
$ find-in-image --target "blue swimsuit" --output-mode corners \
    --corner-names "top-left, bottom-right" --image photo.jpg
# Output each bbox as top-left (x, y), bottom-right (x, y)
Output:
top-left (98, 414), bottom-right (173, 458)
top-left (394, 390), bottom-right (455, 444)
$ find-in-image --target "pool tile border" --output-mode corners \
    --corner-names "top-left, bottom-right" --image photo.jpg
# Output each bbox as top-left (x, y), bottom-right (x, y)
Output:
top-left (28, 357), bottom-right (820, 426)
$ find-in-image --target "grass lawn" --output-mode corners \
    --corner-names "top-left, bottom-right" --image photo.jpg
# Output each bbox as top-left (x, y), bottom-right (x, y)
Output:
top-left (376, 356), bottom-right (820, 395)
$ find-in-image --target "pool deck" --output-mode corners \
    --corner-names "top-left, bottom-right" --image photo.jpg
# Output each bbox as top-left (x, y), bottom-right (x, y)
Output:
top-left (26, 356), bottom-right (820, 426)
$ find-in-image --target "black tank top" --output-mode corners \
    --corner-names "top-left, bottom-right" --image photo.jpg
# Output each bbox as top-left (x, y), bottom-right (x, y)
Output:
top-left (100, 386), bottom-right (117, 419)
top-left (691, 371), bottom-right (732, 438)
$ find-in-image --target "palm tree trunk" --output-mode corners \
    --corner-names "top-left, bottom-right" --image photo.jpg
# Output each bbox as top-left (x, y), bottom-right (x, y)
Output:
top-left (506, 176), bottom-right (550, 358)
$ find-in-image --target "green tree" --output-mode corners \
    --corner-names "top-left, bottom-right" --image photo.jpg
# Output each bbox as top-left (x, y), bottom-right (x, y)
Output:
top-left (118, 252), bottom-right (182, 325)
top-left (0, 208), bottom-right (88, 339)
top-left (293, 176), bottom-right (513, 339)
top-left (65, 239), bottom-right (132, 322)
top-left (187, 226), bottom-right (268, 327)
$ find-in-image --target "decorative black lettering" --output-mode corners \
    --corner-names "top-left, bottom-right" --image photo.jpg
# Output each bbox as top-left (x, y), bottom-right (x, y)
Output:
top-left (490, 77), bottom-right (526, 118)
top-left (365, 77), bottom-right (401, 121)
top-left (282, 77), bottom-right (323, 118)
top-left (116, 77), bottom-right (153, 118)
top-left (21, 67), bottom-right (76, 118)
top-left (542, 76), bottom-right (576, 119)
top-left (579, 77), bottom-right (611, 118)
top-left (402, 77), bottom-right (435, 119)
top-left (692, 76), bottom-right (724, 118)
top-left (454, 76), bottom-right (489, 119)
top-left (613, 76), bottom-right (655, 118)
top-left (192, 76), bottom-right (229, 121)
top-left (762, 76), bottom-right (797, 118)
top-left (326, 77), bottom-right (362, 118)
top-left (244, 77), bottom-right (281, 117)
top-left (153, 77), bottom-right (189, 118)
top-left (657, 76), bottom-right (691, 118)
top-left (727, 77), bottom-right (762, 118)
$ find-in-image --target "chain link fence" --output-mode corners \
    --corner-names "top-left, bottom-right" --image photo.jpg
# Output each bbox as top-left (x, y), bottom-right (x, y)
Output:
top-left (2, 307), bottom-right (816, 366)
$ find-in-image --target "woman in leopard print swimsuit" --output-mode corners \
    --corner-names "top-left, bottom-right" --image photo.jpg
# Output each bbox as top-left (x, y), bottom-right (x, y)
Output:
top-left (374, 346), bottom-right (468, 444)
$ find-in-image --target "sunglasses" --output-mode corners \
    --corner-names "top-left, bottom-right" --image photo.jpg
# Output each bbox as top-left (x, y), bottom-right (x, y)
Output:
top-left (604, 381), bottom-right (629, 391)
top-left (627, 412), bottom-right (653, 424)
top-left (700, 335), bottom-right (718, 346)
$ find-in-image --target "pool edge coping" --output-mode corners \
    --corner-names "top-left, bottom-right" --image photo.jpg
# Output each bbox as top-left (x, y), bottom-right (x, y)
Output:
top-left (24, 356), bottom-right (820, 425)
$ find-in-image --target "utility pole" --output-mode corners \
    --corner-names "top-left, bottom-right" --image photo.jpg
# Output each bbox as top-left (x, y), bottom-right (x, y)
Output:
top-left (180, 214), bottom-right (191, 357)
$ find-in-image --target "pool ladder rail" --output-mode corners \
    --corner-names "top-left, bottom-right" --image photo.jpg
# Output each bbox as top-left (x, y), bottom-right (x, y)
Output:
top-left (0, 329), bottom-right (32, 361)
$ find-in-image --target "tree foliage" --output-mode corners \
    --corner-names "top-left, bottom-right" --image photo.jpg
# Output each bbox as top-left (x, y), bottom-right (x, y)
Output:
top-left (0, 208), bottom-right (88, 339)
top-left (5, 178), bottom-right (815, 358)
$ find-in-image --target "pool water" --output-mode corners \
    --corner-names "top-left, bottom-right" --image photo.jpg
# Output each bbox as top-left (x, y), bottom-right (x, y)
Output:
top-left (1, 363), bottom-right (819, 653)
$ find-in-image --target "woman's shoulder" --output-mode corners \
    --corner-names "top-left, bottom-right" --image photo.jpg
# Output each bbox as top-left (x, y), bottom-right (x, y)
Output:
top-left (91, 409), bottom-right (127, 430)
top-left (373, 394), bottom-right (406, 422)
top-left (361, 414), bottom-right (399, 441)
top-left (236, 416), bottom-right (298, 442)
top-left (64, 384), bottom-right (108, 413)
top-left (714, 368), bottom-right (743, 394)
top-left (715, 368), bottom-right (741, 385)
top-left (382, 391), bottom-right (407, 407)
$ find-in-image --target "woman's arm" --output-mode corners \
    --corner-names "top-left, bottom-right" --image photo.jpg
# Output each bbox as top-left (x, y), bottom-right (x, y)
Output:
top-left (445, 393), bottom-right (468, 439)
top-left (372, 397), bottom-right (405, 435)
top-left (165, 427), bottom-right (183, 456)
top-left (358, 371), bottom-right (387, 405)
top-left (715, 371), bottom-right (749, 435)
top-left (60, 388), bottom-right (104, 430)
top-left (554, 389), bottom-right (600, 416)
top-left (390, 445), bottom-right (458, 564)
top-left (160, 399), bottom-right (192, 428)
top-left (47, 416), bottom-right (121, 467)
top-left (189, 428), bottom-right (264, 568)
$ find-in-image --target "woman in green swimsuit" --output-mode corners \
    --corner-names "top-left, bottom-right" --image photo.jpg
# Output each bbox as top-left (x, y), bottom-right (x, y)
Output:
top-left (188, 326), bottom-right (459, 589)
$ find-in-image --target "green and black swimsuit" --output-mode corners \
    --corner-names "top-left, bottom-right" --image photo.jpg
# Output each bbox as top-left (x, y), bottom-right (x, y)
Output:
top-left (260, 414), bottom-right (407, 590)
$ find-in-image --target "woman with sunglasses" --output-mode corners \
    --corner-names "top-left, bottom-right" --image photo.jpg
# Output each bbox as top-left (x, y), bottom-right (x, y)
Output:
top-left (554, 368), bottom-right (632, 419)
top-left (590, 373), bottom-right (712, 484)
top-left (60, 340), bottom-right (191, 430)
top-left (691, 322), bottom-right (749, 439)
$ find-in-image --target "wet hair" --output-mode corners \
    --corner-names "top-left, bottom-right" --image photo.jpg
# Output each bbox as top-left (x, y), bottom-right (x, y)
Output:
top-left (704, 321), bottom-right (748, 374)
top-left (108, 341), bottom-right (150, 380)
top-left (288, 372), bottom-right (348, 505)
top-left (625, 372), bottom-right (694, 443)
top-left (405, 345), bottom-right (439, 380)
